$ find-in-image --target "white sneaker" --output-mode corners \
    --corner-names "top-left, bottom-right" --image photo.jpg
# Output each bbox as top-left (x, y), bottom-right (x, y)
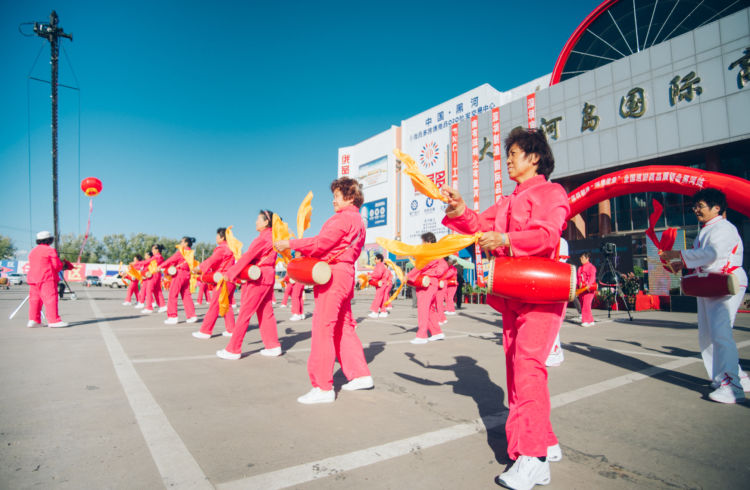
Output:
top-left (134, 303), bottom-right (145, 309)
top-left (157, 306), bottom-right (167, 313)
top-left (342, 376), bottom-right (374, 391)
top-left (185, 316), bottom-right (198, 323)
top-left (48, 321), bottom-right (69, 328)
top-left (232, 304), bottom-right (238, 309)
top-left (367, 311), bottom-right (379, 319)
top-left (297, 387), bottom-right (335, 404)
top-left (26, 320), bottom-right (43, 328)
top-left (581, 322), bottom-right (595, 328)
top-left (495, 455), bottom-right (550, 490)
top-left (216, 349), bottom-right (241, 360)
top-left (164, 317), bottom-right (179, 325)
top-left (709, 384), bottom-right (746, 404)
top-left (429, 333), bottom-right (445, 341)
top-left (192, 331), bottom-right (211, 339)
top-left (260, 347), bottom-right (282, 357)
top-left (279, 304), bottom-right (287, 308)
top-left (222, 330), bottom-right (233, 337)
top-left (140, 309), bottom-right (154, 315)
top-left (289, 314), bottom-right (302, 321)
top-left (546, 352), bottom-right (564, 367)
top-left (445, 311), bottom-right (457, 315)
top-left (410, 337), bottom-right (429, 344)
top-left (379, 312), bottom-right (388, 318)
top-left (547, 443), bottom-right (562, 462)
top-left (121, 301), bottom-right (132, 306)
top-left (438, 320), bottom-right (447, 326)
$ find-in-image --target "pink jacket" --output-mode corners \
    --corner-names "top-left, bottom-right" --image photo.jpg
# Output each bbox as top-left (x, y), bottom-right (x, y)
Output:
top-left (577, 262), bottom-right (597, 289)
top-left (289, 205), bottom-right (365, 270)
top-left (161, 248), bottom-right (191, 273)
top-left (227, 228), bottom-right (275, 285)
top-left (407, 257), bottom-right (448, 282)
top-left (370, 261), bottom-right (391, 285)
top-left (442, 265), bottom-right (458, 282)
top-left (27, 244), bottom-right (63, 285)
top-left (441, 175), bottom-right (569, 260)
top-left (201, 242), bottom-right (235, 274)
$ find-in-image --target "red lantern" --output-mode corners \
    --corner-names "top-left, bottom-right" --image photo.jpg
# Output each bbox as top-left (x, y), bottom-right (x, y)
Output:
top-left (81, 177), bottom-right (102, 197)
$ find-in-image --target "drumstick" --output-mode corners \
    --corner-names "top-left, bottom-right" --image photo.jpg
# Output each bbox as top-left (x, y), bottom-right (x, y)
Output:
top-left (9, 295), bottom-right (29, 320)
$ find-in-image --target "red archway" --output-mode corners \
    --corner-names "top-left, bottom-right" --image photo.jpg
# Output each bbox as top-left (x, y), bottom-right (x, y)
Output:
top-left (566, 165), bottom-right (750, 219)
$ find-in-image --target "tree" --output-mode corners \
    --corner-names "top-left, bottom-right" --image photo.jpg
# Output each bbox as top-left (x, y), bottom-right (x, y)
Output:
top-left (58, 233), bottom-right (105, 263)
top-left (0, 235), bottom-right (16, 260)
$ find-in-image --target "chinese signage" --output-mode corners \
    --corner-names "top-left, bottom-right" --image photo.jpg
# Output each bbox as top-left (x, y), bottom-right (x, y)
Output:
top-left (358, 155), bottom-right (388, 188)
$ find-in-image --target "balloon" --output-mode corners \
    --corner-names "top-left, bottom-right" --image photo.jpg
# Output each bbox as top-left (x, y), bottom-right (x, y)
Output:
top-left (81, 177), bottom-right (102, 197)
top-left (567, 166), bottom-right (750, 219)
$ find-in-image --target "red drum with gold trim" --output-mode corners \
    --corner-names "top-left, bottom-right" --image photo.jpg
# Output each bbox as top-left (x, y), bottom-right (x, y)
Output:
top-left (201, 270), bottom-right (225, 286)
top-left (144, 271), bottom-right (153, 279)
top-left (407, 274), bottom-right (431, 289)
top-left (166, 266), bottom-right (177, 277)
top-left (488, 256), bottom-right (576, 304)
top-left (438, 280), bottom-right (445, 289)
top-left (371, 279), bottom-right (381, 288)
top-left (681, 272), bottom-right (739, 297)
top-left (238, 265), bottom-right (261, 282)
top-left (287, 257), bottom-right (332, 286)
top-left (447, 279), bottom-right (458, 287)
top-left (575, 284), bottom-right (598, 297)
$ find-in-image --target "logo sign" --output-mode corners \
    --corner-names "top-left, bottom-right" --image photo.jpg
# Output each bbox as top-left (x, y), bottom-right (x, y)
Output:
top-left (419, 141), bottom-right (440, 170)
top-left (361, 198), bottom-right (387, 228)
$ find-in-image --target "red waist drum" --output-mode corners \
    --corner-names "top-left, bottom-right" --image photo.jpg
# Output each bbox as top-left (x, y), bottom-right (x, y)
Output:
top-left (406, 274), bottom-right (431, 289)
top-left (287, 257), bottom-right (332, 286)
top-left (166, 266), bottom-right (177, 276)
top-left (238, 265), bottom-right (262, 283)
top-left (446, 279), bottom-right (458, 287)
top-left (371, 279), bottom-right (381, 288)
top-left (681, 272), bottom-right (739, 297)
top-left (488, 256), bottom-right (576, 304)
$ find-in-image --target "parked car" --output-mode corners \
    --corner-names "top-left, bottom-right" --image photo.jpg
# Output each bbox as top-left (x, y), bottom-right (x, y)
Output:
top-left (8, 273), bottom-right (23, 285)
top-left (102, 274), bottom-right (127, 288)
top-left (85, 275), bottom-right (102, 287)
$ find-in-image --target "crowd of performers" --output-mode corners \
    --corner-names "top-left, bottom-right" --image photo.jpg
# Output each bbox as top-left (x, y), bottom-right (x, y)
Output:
top-left (24, 127), bottom-right (749, 489)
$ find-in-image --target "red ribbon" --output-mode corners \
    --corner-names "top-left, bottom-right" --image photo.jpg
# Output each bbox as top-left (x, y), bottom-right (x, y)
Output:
top-left (645, 199), bottom-right (678, 272)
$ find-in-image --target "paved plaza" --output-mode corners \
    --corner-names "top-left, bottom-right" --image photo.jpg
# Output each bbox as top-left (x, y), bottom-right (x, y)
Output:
top-left (1, 285), bottom-right (749, 489)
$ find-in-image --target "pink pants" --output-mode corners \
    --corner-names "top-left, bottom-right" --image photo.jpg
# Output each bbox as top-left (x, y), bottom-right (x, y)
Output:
top-left (416, 283), bottom-right (442, 339)
top-left (291, 282), bottom-right (305, 315)
top-left (167, 271), bottom-right (195, 319)
top-left (200, 283), bottom-right (236, 334)
top-left (445, 285), bottom-right (457, 312)
top-left (29, 281), bottom-right (61, 323)
top-left (137, 281), bottom-right (146, 303)
top-left (436, 287), bottom-right (447, 322)
top-left (581, 292), bottom-right (595, 323)
top-left (308, 266), bottom-right (370, 391)
top-left (143, 277), bottom-right (165, 310)
top-left (370, 283), bottom-right (390, 313)
top-left (501, 300), bottom-right (565, 459)
top-left (126, 280), bottom-right (139, 302)
top-left (226, 281), bottom-right (279, 354)
top-left (282, 282), bottom-right (293, 305)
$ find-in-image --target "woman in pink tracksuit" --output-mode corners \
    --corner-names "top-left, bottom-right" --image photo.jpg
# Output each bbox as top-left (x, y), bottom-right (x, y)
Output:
top-left (161, 237), bottom-right (197, 324)
top-left (122, 254), bottom-right (142, 306)
top-left (289, 279), bottom-right (306, 321)
top-left (577, 252), bottom-right (597, 327)
top-left (193, 228), bottom-right (236, 339)
top-left (368, 253), bottom-right (391, 318)
top-left (275, 177), bottom-right (372, 405)
top-left (27, 231), bottom-right (68, 328)
top-left (280, 278), bottom-right (293, 307)
top-left (442, 258), bottom-right (459, 315)
top-left (134, 253), bottom-right (150, 308)
top-left (141, 244), bottom-right (166, 314)
top-left (406, 233), bottom-right (448, 344)
top-left (217, 211), bottom-right (280, 359)
top-left (442, 127), bottom-right (568, 489)
top-left (196, 278), bottom-right (211, 305)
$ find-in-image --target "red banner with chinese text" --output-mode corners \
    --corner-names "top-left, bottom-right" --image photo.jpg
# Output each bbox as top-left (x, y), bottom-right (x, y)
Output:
top-left (471, 116), bottom-right (485, 287)
top-left (450, 123), bottom-right (459, 190)
top-left (340, 153), bottom-right (350, 176)
top-left (526, 93), bottom-right (536, 129)
top-left (492, 107), bottom-right (502, 202)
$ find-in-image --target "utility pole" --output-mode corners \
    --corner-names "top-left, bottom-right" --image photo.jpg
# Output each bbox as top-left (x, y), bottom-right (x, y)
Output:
top-left (33, 11), bottom-right (72, 252)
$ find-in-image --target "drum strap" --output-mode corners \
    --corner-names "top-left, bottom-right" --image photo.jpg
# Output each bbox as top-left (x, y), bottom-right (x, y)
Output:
top-left (326, 228), bottom-right (361, 265)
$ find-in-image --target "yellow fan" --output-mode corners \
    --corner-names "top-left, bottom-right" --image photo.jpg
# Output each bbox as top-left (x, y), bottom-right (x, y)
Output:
top-left (394, 148), bottom-right (448, 203)
top-left (297, 191), bottom-right (313, 239)
top-left (376, 233), bottom-right (481, 269)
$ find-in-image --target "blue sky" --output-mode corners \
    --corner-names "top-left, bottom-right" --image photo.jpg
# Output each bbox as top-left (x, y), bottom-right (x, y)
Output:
top-left (1, 0), bottom-right (600, 255)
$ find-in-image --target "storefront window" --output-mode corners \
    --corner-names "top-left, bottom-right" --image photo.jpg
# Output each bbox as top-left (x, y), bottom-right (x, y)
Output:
top-left (614, 194), bottom-right (631, 232)
top-left (631, 193), bottom-right (649, 230)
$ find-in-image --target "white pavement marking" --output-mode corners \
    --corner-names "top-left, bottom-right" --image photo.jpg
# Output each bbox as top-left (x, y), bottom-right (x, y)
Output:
top-left (218, 339), bottom-right (750, 490)
top-left (87, 295), bottom-right (212, 489)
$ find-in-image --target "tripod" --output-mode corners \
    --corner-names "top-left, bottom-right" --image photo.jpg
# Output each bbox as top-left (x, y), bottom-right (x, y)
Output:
top-left (600, 254), bottom-right (633, 321)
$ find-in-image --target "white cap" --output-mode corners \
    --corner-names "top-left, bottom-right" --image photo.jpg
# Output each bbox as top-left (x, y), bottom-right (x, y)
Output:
top-left (36, 230), bottom-right (52, 240)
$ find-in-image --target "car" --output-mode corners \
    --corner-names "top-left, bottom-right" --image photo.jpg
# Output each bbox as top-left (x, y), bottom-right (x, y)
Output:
top-left (8, 273), bottom-right (23, 285)
top-left (102, 274), bottom-right (127, 288)
top-left (85, 275), bottom-right (102, 287)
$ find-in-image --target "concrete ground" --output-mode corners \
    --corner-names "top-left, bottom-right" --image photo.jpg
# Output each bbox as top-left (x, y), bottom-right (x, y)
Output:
top-left (1, 284), bottom-right (749, 489)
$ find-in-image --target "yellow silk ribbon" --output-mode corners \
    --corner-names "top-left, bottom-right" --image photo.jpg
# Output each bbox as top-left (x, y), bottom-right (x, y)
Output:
top-left (147, 259), bottom-right (158, 276)
top-left (272, 214), bottom-right (295, 264)
top-left (376, 233), bottom-right (482, 269)
top-left (177, 245), bottom-right (197, 272)
top-left (297, 191), bottom-right (313, 239)
top-left (384, 258), bottom-right (405, 306)
top-left (358, 273), bottom-right (370, 289)
top-left (225, 226), bottom-right (244, 260)
top-left (394, 148), bottom-right (448, 203)
top-left (217, 278), bottom-right (230, 316)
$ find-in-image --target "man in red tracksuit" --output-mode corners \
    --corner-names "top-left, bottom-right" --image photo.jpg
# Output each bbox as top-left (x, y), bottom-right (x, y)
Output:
top-left (27, 231), bottom-right (68, 328)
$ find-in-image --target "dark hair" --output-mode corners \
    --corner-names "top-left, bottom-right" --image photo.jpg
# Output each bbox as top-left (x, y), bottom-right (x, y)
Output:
top-left (134, 254), bottom-right (143, 261)
top-left (182, 236), bottom-right (195, 247)
top-left (692, 188), bottom-right (726, 214)
top-left (216, 227), bottom-right (227, 240)
top-left (580, 251), bottom-right (591, 259)
top-left (152, 244), bottom-right (164, 254)
top-left (375, 253), bottom-right (384, 261)
top-left (259, 210), bottom-right (274, 228)
top-left (36, 237), bottom-right (54, 245)
top-left (421, 232), bottom-right (436, 243)
top-left (504, 127), bottom-right (555, 180)
top-left (331, 177), bottom-right (364, 208)
top-left (144, 251), bottom-right (152, 258)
